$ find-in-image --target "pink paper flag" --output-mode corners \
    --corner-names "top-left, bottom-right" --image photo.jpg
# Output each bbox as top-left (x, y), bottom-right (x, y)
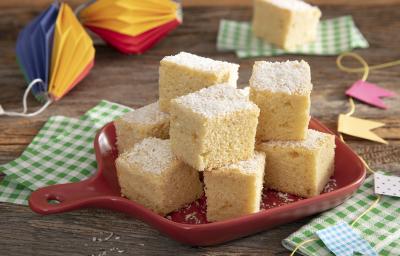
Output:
top-left (346, 80), bottom-right (396, 109)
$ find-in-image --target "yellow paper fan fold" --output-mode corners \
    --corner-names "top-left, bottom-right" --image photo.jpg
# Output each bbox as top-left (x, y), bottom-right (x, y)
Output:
top-left (80, 0), bottom-right (179, 36)
top-left (49, 3), bottom-right (95, 100)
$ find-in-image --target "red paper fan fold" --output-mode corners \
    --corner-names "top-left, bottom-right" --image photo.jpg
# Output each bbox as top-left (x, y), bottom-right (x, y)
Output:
top-left (87, 19), bottom-right (180, 54)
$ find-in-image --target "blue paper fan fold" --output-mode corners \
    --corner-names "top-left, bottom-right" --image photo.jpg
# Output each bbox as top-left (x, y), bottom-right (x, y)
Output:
top-left (16, 2), bottom-right (59, 99)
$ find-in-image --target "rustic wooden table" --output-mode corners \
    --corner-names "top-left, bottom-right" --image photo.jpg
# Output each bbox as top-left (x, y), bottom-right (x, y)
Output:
top-left (1, 3), bottom-right (399, 256)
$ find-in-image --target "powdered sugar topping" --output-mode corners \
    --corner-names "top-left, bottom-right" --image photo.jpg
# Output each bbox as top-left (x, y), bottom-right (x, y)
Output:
top-left (173, 84), bottom-right (258, 117)
top-left (262, 129), bottom-right (334, 149)
top-left (223, 151), bottom-right (266, 174)
top-left (121, 138), bottom-right (175, 174)
top-left (121, 101), bottom-right (169, 124)
top-left (250, 60), bottom-right (312, 95)
top-left (267, 0), bottom-right (318, 11)
top-left (162, 52), bottom-right (239, 74)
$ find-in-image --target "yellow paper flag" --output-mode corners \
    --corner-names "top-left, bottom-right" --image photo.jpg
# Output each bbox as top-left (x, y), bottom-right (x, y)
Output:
top-left (338, 114), bottom-right (387, 144)
top-left (49, 3), bottom-right (95, 100)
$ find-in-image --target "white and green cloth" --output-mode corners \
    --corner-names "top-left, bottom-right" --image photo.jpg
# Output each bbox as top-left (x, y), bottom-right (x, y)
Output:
top-left (217, 16), bottom-right (369, 58)
top-left (0, 100), bottom-right (132, 205)
top-left (283, 175), bottom-right (400, 256)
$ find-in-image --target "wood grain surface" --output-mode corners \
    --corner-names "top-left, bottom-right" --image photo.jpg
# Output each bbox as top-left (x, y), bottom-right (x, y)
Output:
top-left (1, 3), bottom-right (400, 256)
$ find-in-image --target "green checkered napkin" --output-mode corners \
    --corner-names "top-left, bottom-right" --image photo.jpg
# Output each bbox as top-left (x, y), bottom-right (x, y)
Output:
top-left (283, 175), bottom-right (400, 256)
top-left (0, 116), bottom-right (80, 205)
top-left (217, 16), bottom-right (369, 58)
top-left (0, 100), bottom-right (132, 205)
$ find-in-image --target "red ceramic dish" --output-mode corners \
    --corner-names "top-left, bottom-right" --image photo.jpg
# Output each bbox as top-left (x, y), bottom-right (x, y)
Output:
top-left (29, 118), bottom-right (366, 246)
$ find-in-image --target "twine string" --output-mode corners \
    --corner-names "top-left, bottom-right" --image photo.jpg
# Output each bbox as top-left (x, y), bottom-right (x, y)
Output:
top-left (0, 78), bottom-right (53, 117)
top-left (336, 52), bottom-right (400, 80)
top-left (74, 0), bottom-right (96, 16)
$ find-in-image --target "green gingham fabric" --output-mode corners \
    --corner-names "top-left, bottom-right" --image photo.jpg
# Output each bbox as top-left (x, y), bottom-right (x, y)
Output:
top-left (0, 115), bottom-right (80, 205)
top-left (0, 100), bottom-right (132, 205)
top-left (217, 16), bottom-right (369, 58)
top-left (0, 177), bottom-right (31, 205)
top-left (283, 175), bottom-right (400, 256)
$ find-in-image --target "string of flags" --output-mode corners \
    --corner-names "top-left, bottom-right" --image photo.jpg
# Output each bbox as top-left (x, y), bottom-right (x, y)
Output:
top-left (336, 52), bottom-right (398, 144)
top-left (290, 146), bottom-right (400, 255)
top-left (289, 54), bottom-right (399, 255)
top-left (0, 0), bottom-right (181, 117)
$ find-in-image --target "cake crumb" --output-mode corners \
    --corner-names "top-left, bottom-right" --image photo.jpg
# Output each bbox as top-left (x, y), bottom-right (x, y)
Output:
top-left (103, 232), bottom-right (113, 241)
top-left (277, 192), bottom-right (294, 203)
top-left (323, 178), bottom-right (337, 193)
top-left (184, 212), bottom-right (201, 224)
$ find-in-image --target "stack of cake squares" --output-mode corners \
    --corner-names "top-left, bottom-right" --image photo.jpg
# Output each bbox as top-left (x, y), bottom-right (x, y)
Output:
top-left (114, 51), bottom-right (335, 222)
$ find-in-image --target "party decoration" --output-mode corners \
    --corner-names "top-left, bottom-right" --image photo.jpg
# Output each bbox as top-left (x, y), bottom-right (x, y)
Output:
top-left (285, 172), bottom-right (400, 255)
top-left (338, 114), bottom-right (387, 144)
top-left (49, 3), bottom-right (95, 101)
top-left (15, 3), bottom-right (59, 99)
top-left (315, 222), bottom-right (378, 256)
top-left (79, 0), bottom-right (182, 54)
top-left (1, 1), bottom-right (95, 117)
top-left (374, 173), bottom-right (400, 198)
top-left (334, 52), bottom-right (400, 144)
top-left (346, 80), bottom-right (396, 109)
top-left (17, 2), bottom-right (94, 102)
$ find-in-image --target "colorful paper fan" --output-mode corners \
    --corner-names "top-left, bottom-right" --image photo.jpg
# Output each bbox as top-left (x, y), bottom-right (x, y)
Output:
top-left (16, 2), bottom-right (95, 102)
top-left (79, 0), bottom-right (182, 54)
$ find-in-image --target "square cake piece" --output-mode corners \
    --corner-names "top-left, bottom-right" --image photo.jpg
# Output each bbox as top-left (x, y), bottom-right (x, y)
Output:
top-left (252, 0), bottom-right (321, 50)
top-left (204, 151), bottom-right (266, 222)
top-left (250, 60), bottom-right (312, 141)
top-left (114, 101), bottom-right (170, 153)
top-left (170, 84), bottom-right (259, 171)
top-left (159, 52), bottom-right (239, 112)
top-left (115, 138), bottom-right (203, 216)
top-left (257, 129), bottom-right (335, 198)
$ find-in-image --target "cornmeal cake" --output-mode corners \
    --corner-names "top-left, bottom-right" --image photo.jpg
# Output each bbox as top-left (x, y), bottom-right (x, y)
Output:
top-left (257, 129), bottom-right (335, 198)
top-left (115, 138), bottom-right (203, 216)
top-left (114, 102), bottom-right (170, 153)
top-left (204, 151), bottom-right (266, 222)
top-left (250, 60), bottom-right (312, 141)
top-left (170, 84), bottom-right (259, 171)
top-left (252, 0), bottom-right (321, 50)
top-left (159, 51), bottom-right (239, 112)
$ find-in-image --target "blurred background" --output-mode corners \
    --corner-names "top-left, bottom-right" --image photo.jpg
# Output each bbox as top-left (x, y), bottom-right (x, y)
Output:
top-left (0, 0), bottom-right (399, 8)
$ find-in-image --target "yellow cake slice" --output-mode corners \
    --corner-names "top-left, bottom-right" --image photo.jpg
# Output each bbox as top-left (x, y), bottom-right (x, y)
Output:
top-left (114, 101), bottom-right (170, 153)
top-left (115, 138), bottom-right (203, 215)
top-left (204, 151), bottom-right (266, 222)
top-left (170, 84), bottom-right (259, 171)
top-left (253, 0), bottom-right (321, 50)
top-left (159, 51), bottom-right (239, 112)
top-left (257, 129), bottom-right (335, 198)
top-left (250, 60), bottom-right (312, 141)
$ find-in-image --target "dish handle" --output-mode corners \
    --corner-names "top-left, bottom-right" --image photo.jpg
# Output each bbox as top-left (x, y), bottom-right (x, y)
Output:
top-left (29, 176), bottom-right (113, 214)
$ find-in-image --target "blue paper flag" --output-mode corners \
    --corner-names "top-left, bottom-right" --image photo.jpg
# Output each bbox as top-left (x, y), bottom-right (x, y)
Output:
top-left (316, 222), bottom-right (378, 256)
top-left (16, 2), bottom-right (59, 98)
